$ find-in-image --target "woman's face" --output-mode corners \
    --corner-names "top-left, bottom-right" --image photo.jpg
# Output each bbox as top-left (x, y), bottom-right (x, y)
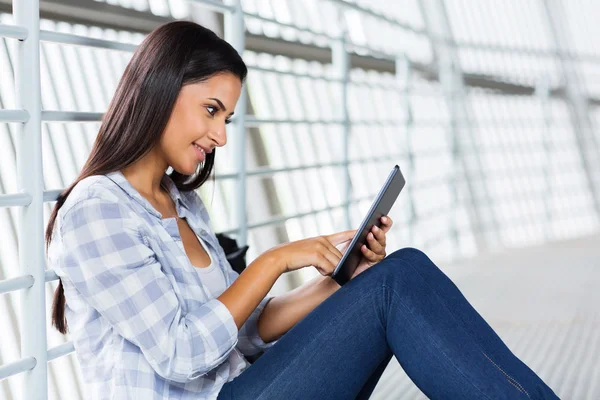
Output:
top-left (158, 72), bottom-right (242, 175)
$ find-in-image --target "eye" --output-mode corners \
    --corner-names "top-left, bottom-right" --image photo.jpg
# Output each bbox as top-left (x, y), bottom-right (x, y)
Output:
top-left (205, 105), bottom-right (218, 116)
top-left (206, 104), bottom-right (232, 124)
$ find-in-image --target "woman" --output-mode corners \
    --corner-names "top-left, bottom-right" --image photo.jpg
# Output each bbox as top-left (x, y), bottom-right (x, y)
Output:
top-left (45, 21), bottom-right (559, 400)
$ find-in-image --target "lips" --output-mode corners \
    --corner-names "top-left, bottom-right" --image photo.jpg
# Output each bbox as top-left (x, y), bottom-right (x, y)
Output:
top-left (193, 143), bottom-right (206, 162)
top-left (193, 142), bottom-right (212, 154)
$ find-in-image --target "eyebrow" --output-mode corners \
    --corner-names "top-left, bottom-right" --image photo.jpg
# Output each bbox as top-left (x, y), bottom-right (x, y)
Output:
top-left (208, 97), bottom-right (234, 115)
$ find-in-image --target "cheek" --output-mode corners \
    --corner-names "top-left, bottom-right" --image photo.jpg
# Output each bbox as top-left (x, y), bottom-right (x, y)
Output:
top-left (181, 111), bottom-right (209, 140)
top-left (162, 117), bottom-right (208, 151)
top-left (159, 128), bottom-right (181, 155)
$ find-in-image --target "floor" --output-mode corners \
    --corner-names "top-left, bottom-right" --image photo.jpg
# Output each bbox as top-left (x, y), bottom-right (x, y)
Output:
top-left (370, 234), bottom-right (600, 399)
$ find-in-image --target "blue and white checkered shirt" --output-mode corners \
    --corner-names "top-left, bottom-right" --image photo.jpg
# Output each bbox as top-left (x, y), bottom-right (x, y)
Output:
top-left (47, 170), bottom-right (278, 399)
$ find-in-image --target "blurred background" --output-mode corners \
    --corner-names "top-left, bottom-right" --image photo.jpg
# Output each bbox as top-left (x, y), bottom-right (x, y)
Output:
top-left (0, 0), bottom-right (599, 399)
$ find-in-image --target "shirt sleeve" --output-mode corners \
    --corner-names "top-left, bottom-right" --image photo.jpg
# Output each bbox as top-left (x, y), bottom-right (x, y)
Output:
top-left (57, 195), bottom-right (239, 383)
top-left (224, 265), bottom-right (280, 356)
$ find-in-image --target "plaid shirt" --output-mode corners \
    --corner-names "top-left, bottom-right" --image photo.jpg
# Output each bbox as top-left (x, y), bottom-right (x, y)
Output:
top-left (47, 170), bottom-right (278, 399)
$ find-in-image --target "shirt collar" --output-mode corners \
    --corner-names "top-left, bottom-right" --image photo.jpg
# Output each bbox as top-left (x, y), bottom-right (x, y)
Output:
top-left (105, 170), bottom-right (192, 218)
top-left (160, 173), bottom-right (191, 210)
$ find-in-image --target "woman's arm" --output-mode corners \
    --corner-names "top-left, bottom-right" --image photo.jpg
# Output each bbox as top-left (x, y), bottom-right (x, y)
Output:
top-left (218, 251), bottom-right (282, 334)
top-left (56, 195), bottom-right (258, 383)
top-left (254, 217), bottom-right (393, 342)
top-left (256, 273), bottom-right (341, 343)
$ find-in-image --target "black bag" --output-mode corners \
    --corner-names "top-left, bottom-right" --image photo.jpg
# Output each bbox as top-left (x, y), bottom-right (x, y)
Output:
top-left (215, 233), bottom-right (249, 274)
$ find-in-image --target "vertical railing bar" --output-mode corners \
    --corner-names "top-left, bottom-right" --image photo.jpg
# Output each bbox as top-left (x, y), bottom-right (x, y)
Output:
top-left (543, 0), bottom-right (600, 220)
top-left (14, 0), bottom-right (48, 399)
top-left (224, 0), bottom-right (247, 247)
top-left (287, 72), bottom-right (339, 232)
top-left (419, 0), bottom-right (497, 251)
top-left (440, 1), bottom-right (501, 250)
top-left (271, 67), bottom-right (328, 235)
top-left (536, 75), bottom-right (553, 242)
top-left (332, 27), bottom-right (351, 230)
top-left (396, 55), bottom-right (418, 246)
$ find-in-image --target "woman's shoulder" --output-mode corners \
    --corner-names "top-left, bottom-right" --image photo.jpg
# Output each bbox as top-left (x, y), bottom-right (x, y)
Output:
top-left (60, 175), bottom-right (129, 219)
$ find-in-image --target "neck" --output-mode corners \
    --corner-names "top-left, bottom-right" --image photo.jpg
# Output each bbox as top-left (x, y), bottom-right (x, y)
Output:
top-left (121, 150), bottom-right (168, 199)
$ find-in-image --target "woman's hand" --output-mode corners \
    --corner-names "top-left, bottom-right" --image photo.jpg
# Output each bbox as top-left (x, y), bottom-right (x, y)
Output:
top-left (267, 229), bottom-right (357, 277)
top-left (338, 216), bottom-right (393, 280)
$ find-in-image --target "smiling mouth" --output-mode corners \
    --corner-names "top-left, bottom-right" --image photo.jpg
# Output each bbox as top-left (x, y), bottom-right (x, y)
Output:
top-left (193, 142), bottom-right (206, 156)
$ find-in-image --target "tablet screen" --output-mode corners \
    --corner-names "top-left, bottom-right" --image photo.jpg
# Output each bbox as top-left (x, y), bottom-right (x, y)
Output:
top-left (331, 165), bottom-right (405, 286)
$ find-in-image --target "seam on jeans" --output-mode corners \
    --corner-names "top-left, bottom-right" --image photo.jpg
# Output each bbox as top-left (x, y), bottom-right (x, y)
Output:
top-left (254, 286), bottom-right (384, 400)
top-left (482, 351), bottom-right (531, 398)
top-left (384, 284), bottom-right (494, 400)
top-left (397, 251), bottom-right (537, 398)
top-left (506, 378), bottom-right (525, 394)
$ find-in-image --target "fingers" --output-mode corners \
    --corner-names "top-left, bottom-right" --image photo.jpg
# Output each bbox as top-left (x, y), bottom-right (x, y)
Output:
top-left (364, 217), bottom-right (390, 259)
top-left (318, 250), bottom-right (341, 276)
top-left (371, 224), bottom-right (386, 247)
top-left (335, 240), bottom-right (350, 252)
top-left (360, 243), bottom-right (381, 262)
top-left (318, 237), bottom-right (344, 259)
top-left (317, 221), bottom-right (391, 274)
top-left (380, 215), bottom-right (393, 233)
top-left (322, 246), bottom-right (342, 271)
top-left (366, 229), bottom-right (385, 254)
top-left (325, 229), bottom-right (357, 246)
top-left (315, 239), bottom-right (343, 275)
top-left (319, 230), bottom-right (357, 274)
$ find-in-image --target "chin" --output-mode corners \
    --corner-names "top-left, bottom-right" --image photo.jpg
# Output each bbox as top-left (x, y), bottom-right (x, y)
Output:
top-left (170, 162), bottom-right (198, 176)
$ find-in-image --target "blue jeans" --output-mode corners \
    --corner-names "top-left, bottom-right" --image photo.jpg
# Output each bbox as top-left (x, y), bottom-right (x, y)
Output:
top-left (217, 248), bottom-right (560, 399)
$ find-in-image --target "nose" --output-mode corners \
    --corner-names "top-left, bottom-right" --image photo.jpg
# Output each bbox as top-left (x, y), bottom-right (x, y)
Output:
top-left (209, 123), bottom-right (227, 148)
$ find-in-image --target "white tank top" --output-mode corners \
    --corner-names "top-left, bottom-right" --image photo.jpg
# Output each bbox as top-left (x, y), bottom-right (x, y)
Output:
top-left (193, 234), bottom-right (227, 297)
top-left (193, 234), bottom-right (248, 381)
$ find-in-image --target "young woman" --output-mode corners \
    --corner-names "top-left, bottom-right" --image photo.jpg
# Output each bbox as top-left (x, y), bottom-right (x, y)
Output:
top-left (45, 21), bottom-right (560, 400)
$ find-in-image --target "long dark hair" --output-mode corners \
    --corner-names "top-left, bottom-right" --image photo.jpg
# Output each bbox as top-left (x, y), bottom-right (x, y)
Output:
top-left (45, 21), bottom-right (248, 334)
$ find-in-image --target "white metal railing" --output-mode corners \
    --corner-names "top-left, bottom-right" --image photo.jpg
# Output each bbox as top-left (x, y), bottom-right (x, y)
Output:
top-left (11, 0), bottom-right (47, 398)
top-left (41, 111), bottom-right (103, 122)
top-left (39, 30), bottom-right (137, 52)
top-left (0, 192), bottom-right (31, 207)
top-left (0, 0), bottom-right (377, 396)
top-left (0, 1), bottom-right (414, 391)
top-left (0, 109), bottom-right (29, 122)
top-left (2, 0), bottom-right (599, 398)
top-left (0, 22), bottom-right (28, 40)
top-left (0, 357), bottom-right (37, 382)
top-left (0, 275), bottom-right (34, 295)
top-left (0, 1), bottom-right (251, 398)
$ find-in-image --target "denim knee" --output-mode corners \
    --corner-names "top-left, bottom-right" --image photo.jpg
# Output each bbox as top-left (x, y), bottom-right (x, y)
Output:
top-left (386, 247), bottom-right (430, 264)
top-left (368, 247), bottom-right (429, 279)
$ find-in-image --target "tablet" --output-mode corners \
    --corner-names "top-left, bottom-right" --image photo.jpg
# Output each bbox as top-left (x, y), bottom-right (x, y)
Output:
top-left (331, 165), bottom-right (405, 286)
